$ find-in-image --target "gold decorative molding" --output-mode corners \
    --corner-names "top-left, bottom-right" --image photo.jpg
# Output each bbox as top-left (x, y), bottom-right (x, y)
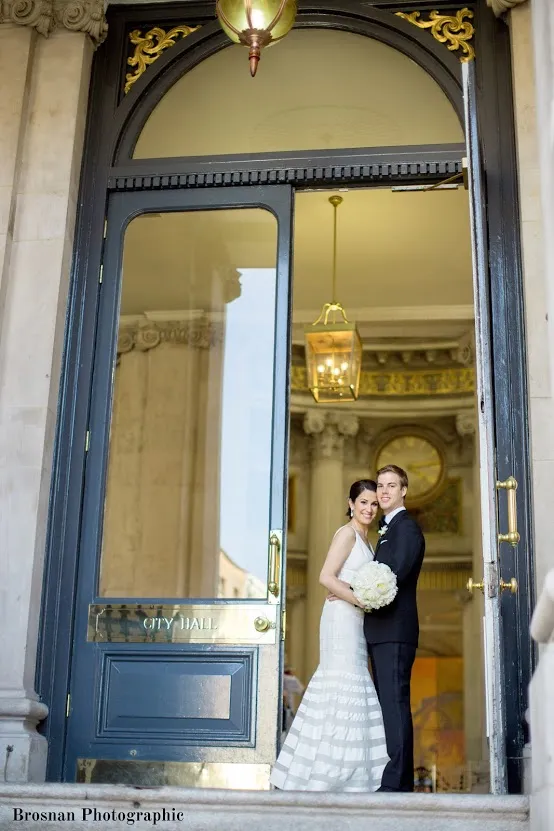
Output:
top-left (292, 365), bottom-right (475, 397)
top-left (396, 8), bottom-right (475, 62)
top-left (125, 24), bottom-right (201, 94)
top-left (0, 0), bottom-right (107, 43)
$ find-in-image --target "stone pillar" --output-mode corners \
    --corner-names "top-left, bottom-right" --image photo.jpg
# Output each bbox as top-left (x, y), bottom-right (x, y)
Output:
top-left (303, 410), bottom-right (358, 679)
top-left (0, 2), bottom-right (105, 783)
top-left (101, 317), bottom-right (225, 599)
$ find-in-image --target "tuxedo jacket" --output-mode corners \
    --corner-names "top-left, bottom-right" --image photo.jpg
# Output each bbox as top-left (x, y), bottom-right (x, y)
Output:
top-left (364, 510), bottom-right (425, 646)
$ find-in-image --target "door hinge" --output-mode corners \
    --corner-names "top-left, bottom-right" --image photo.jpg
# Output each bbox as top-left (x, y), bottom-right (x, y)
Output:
top-left (85, 430), bottom-right (90, 452)
top-left (99, 217), bottom-right (108, 283)
top-left (66, 694), bottom-right (71, 718)
top-left (281, 609), bottom-right (286, 641)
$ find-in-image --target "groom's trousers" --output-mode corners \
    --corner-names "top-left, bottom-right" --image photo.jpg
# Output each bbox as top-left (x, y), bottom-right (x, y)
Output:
top-left (368, 641), bottom-right (416, 792)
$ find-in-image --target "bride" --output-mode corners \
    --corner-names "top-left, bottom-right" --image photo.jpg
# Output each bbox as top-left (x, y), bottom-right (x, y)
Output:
top-left (270, 480), bottom-right (388, 792)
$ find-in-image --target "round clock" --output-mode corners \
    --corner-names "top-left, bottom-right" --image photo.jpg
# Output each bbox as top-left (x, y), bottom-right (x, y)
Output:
top-left (375, 433), bottom-right (444, 505)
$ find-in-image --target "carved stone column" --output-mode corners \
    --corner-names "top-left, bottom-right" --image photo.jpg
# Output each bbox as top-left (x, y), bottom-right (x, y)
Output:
top-left (103, 317), bottom-right (225, 598)
top-left (0, 11), bottom-right (100, 781)
top-left (0, 1), bottom-right (108, 43)
top-left (303, 410), bottom-right (359, 679)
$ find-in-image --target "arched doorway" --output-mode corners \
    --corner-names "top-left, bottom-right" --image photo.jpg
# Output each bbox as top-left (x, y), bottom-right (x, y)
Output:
top-left (38, 1), bottom-right (532, 795)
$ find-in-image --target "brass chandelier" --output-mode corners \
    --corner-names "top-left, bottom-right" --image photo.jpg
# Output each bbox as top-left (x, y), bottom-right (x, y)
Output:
top-left (304, 196), bottom-right (362, 404)
top-left (215, 0), bottom-right (297, 76)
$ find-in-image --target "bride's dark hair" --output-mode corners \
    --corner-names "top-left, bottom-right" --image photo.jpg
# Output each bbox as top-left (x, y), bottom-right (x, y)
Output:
top-left (346, 479), bottom-right (377, 516)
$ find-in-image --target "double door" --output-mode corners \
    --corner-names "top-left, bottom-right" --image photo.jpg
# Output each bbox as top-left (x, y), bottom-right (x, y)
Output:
top-left (62, 65), bottom-right (526, 793)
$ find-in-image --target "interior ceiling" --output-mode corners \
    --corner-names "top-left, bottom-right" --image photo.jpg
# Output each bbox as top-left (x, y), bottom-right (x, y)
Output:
top-left (121, 187), bottom-right (474, 333)
top-left (134, 28), bottom-right (463, 159)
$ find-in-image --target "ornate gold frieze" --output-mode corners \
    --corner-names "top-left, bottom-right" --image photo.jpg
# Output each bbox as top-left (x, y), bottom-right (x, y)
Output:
top-left (291, 365), bottom-right (475, 397)
top-left (125, 25), bottom-right (201, 94)
top-left (396, 8), bottom-right (475, 62)
top-left (0, 0), bottom-right (107, 43)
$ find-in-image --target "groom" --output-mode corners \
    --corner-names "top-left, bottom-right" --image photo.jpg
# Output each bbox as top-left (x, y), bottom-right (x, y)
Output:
top-left (365, 464), bottom-right (425, 793)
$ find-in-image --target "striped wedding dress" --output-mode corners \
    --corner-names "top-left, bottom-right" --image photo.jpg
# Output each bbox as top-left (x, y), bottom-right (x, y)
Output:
top-left (270, 528), bottom-right (388, 792)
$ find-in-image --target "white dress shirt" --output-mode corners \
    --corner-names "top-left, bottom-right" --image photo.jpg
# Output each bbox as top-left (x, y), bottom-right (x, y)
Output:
top-left (384, 505), bottom-right (406, 524)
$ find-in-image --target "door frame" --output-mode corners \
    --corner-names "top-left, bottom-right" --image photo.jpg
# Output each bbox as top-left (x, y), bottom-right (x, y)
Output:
top-left (37, 0), bottom-right (534, 792)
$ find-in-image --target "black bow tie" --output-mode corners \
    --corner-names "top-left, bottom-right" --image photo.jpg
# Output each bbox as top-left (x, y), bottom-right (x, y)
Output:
top-left (378, 516), bottom-right (387, 530)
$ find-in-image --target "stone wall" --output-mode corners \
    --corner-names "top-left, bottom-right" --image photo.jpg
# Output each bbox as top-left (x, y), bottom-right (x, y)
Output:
top-left (0, 6), bottom-right (102, 783)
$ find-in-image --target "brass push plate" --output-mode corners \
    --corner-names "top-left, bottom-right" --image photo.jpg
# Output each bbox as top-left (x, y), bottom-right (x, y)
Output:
top-left (87, 603), bottom-right (278, 644)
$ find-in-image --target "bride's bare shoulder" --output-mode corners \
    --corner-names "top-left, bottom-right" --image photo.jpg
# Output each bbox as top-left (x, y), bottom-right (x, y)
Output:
top-left (332, 524), bottom-right (356, 543)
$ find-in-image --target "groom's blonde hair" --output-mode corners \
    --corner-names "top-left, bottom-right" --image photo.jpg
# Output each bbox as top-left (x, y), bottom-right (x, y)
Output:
top-left (377, 464), bottom-right (409, 490)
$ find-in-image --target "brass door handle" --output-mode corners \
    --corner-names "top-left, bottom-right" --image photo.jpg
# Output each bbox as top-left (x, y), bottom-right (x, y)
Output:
top-left (268, 531), bottom-right (282, 597)
top-left (496, 476), bottom-right (520, 546)
top-left (467, 576), bottom-right (518, 594)
top-left (254, 616), bottom-right (276, 633)
top-left (467, 578), bottom-right (484, 594)
top-left (500, 578), bottom-right (518, 594)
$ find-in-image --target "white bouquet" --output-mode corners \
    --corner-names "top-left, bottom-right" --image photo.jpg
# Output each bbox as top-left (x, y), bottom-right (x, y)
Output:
top-left (351, 561), bottom-right (398, 612)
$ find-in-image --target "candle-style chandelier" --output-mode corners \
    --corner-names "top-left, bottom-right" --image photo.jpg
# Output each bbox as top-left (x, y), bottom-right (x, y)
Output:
top-left (215, 0), bottom-right (297, 76)
top-left (304, 195), bottom-right (363, 404)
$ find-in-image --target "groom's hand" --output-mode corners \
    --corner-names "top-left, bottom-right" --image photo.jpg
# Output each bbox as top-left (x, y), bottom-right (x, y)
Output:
top-left (327, 592), bottom-right (338, 602)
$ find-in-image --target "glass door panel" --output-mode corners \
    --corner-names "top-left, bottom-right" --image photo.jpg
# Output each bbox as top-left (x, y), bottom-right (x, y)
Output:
top-left (99, 208), bottom-right (278, 600)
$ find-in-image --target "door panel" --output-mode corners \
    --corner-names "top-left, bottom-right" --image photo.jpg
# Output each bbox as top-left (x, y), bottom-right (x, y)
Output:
top-left (64, 186), bottom-right (293, 784)
top-left (464, 60), bottom-right (527, 794)
top-left (464, 60), bottom-right (507, 794)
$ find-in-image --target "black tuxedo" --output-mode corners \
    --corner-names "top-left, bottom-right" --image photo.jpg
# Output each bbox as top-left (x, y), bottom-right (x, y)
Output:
top-left (364, 509), bottom-right (425, 793)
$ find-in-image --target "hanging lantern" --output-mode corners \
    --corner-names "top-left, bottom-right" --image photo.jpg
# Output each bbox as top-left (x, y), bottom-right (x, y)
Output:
top-left (304, 196), bottom-right (363, 404)
top-left (215, 0), bottom-right (297, 76)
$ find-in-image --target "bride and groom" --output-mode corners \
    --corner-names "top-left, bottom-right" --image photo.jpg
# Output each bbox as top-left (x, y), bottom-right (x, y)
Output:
top-left (270, 464), bottom-right (425, 793)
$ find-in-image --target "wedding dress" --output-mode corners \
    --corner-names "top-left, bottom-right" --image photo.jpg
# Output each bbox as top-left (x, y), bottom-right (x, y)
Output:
top-left (270, 527), bottom-right (388, 791)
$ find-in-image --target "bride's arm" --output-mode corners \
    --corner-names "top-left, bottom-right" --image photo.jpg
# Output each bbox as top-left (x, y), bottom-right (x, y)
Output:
top-left (319, 527), bottom-right (364, 608)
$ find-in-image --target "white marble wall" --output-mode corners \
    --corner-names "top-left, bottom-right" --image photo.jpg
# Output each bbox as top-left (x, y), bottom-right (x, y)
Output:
top-left (511, 3), bottom-right (554, 826)
top-left (0, 26), bottom-right (93, 781)
top-left (510, 4), bottom-right (554, 595)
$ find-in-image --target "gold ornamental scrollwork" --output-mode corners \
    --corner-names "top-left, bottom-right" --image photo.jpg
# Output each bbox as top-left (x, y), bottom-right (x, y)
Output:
top-left (125, 24), bottom-right (201, 94)
top-left (396, 8), bottom-right (475, 63)
top-left (291, 365), bottom-right (475, 397)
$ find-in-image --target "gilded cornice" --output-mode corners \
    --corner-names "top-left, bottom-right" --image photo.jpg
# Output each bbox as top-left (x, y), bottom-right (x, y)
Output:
top-left (0, 0), bottom-right (107, 43)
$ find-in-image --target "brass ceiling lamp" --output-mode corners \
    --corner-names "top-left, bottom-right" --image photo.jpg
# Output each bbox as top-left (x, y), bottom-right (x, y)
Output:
top-left (215, 0), bottom-right (297, 77)
top-left (304, 195), bottom-right (363, 404)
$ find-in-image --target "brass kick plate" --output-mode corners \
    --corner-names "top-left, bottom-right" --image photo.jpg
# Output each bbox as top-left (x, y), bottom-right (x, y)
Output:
top-left (77, 759), bottom-right (270, 789)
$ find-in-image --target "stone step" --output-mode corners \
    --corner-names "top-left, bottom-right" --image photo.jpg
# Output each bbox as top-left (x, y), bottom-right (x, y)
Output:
top-left (0, 785), bottom-right (528, 831)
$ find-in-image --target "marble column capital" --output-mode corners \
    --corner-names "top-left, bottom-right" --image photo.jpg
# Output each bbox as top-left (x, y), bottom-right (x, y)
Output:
top-left (456, 412), bottom-right (476, 437)
top-left (486, 0), bottom-right (527, 16)
top-left (118, 317), bottom-right (224, 355)
top-left (303, 410), bottom-right (359, 461)
top-left (0, 0), bottom-right (108, 44)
